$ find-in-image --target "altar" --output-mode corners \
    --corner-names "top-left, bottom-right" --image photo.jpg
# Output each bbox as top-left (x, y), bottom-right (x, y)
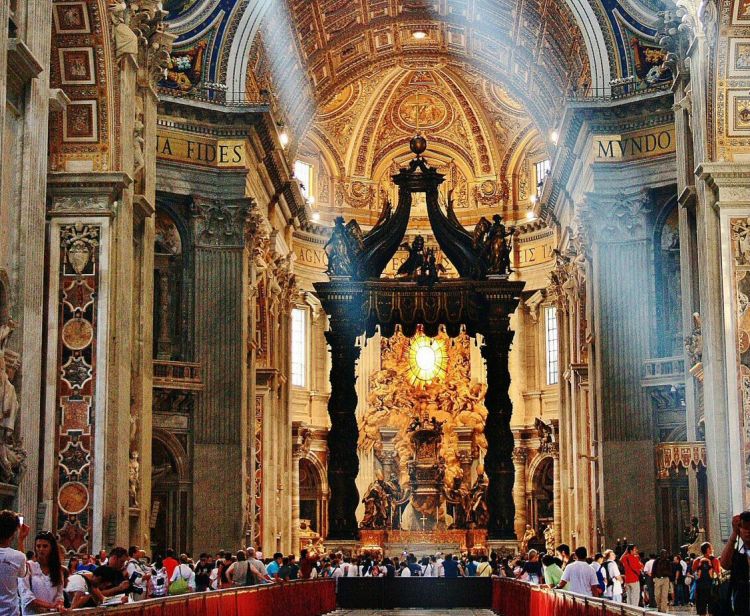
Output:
top-left (359, 529), bottom-right (489, 557)
top-left (314, 135), bottom-right (524, 548)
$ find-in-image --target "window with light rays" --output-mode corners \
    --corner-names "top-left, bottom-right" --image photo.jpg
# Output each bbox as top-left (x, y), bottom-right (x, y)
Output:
top-left (408, 335), bottom-right (447, 387)
top-left (291, 308), bottom-right (307, 387)
top-left (535, 159), bottom-right (551, 197)
top-left (545, 306), bottom-right (559, 385)
top-left (294, 160), bottom-right (313, 199)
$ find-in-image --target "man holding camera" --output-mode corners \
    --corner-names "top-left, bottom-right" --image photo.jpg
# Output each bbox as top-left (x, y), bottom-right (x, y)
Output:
top-left (0, 510), bottom-right (28, 616)
top-left (720, 511), bottom-right (750, 616)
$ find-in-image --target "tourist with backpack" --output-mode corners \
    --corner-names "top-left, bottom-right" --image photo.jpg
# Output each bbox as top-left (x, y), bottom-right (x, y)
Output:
top-left (590, 553), bottom-right (606, 595)
top-left (692, 542), bottom-right (721, 616)
top-left (602, 549), bottom-right (623, 602)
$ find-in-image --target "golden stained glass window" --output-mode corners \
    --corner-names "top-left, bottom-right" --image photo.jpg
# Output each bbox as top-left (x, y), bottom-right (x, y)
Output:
top-left (408, 334), bottom-right (447, 386)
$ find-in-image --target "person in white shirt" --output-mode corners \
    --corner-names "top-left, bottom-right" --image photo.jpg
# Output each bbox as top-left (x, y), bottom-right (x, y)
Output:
top-left (558, 547), bottom-right (600, 597)
top-left (150, 557), bottom-right (169, 597)
top-left (125, 546), bottom-right (151, 601)
top-left (602, 549), bottom-right (624, 602)
top-left (0, 510), bottom-right (29, 616)
top-left (169, 556), bottom-right (196, 592)
top-left (18, 531), bottom-right (65, 614)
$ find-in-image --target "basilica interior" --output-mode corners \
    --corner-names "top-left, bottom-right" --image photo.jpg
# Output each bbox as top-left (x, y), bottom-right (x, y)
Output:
top-left (0, 0), bottom-right (748, 562)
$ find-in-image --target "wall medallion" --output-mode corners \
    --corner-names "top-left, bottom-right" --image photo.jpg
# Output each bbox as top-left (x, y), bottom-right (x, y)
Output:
top-left (395, 92), bottom-right (453, 132)
top-left (319, 83), bottom-right (359, 119)
top-left (58, 481), bottom-right (89, 515)
top-left (61, 317), bottom-right (94, 350)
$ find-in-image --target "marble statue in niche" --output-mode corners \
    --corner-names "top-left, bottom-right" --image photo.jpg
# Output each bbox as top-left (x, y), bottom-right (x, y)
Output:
top-left (0, 320), bottom-right (25, 485)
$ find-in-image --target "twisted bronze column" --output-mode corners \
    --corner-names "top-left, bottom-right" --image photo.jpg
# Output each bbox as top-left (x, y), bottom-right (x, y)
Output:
top-left (482, 327), bottom-right (517, 539)
top-left (325, 326), bottom-right (361, 539)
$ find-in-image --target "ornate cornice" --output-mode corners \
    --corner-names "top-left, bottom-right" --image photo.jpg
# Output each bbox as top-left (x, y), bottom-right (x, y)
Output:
top-left (47, 172), bottom-right (133, 218)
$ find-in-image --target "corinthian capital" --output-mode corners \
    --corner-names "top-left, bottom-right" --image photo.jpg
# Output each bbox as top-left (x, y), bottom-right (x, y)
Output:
top-left (109, 1), bottom-right (173, 86)
top-left (578, 192), bottom-right (652, 242)
top-left (191, 197), bottom-right (254, 248)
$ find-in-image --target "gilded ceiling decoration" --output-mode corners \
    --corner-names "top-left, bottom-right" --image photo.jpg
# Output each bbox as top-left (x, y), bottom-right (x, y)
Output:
top-left (301, 64), bottom-right (539, 226)
top-left (162, 0), bottom-right (663, 111)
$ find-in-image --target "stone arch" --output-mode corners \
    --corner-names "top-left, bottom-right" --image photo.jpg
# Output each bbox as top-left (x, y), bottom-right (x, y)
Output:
top-left (151, 428), bottom-right (192, 555)
top-left (301, 452), bottom-right (328, 495)
top-left (299, 455), bottom-right (326, 536)
top-left (152, 428), bottom-right (189, 482)
top-left (527, 454), bottom-right (555, 534)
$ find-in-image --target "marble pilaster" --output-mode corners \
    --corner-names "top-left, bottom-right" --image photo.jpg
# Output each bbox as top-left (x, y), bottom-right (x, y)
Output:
top-left (512, 446), bottom-right (528, 540)
top-left (695, 163), bottom-right (750, 540)
top-left (45, 172), bottom-right (132, 553)
top-left (581, 192), bottom-right (658, 550)
top-left (12, 0), bottom-right (49, 532)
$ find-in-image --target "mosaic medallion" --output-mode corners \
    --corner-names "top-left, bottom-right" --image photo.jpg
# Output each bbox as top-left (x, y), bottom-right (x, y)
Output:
top-left (58, 481), bottom-right (89, 514)
top-left (61, 317), bottom-right (93, 350)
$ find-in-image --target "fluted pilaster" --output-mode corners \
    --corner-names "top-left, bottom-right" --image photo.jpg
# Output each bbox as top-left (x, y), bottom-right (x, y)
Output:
top-left (191, 197), bottom-right (252, 554)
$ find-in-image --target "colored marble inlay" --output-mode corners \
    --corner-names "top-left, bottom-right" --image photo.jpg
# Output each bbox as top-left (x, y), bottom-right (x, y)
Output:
top-left (53, 224), bottom-right (101, 554)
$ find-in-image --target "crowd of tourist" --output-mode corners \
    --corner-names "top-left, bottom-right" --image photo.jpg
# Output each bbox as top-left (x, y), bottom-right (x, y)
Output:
top-left (493, 512), bottom-right (750, 616)
top-left (2, 508), bottom-right (750, 614)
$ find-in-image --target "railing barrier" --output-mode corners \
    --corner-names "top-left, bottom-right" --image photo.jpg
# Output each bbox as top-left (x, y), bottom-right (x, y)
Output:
top-left (492, 577), bottom-right (672, 616)
top-left (40, 579), bottom-right (335, 616)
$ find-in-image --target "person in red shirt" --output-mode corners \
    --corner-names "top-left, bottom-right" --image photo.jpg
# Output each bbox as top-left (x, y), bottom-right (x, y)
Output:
top-left (298, 549), bottom-right (318, 579)
top-left (692, 542), bottom-right (722, 616)
top-left (620, 544), bottom-right (644, 607)
top-left (162, 549), bottom-right (179, 580)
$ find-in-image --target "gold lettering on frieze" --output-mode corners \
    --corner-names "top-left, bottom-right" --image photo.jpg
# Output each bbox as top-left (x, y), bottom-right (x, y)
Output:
top-left (294, 243), bottom-right (328, 269)
top-left (593, 127), bottom-right (675, 162)
top-left (156, 130), bottom-right (246, 168)
top-left (516, 240), bottom-right (555, 267)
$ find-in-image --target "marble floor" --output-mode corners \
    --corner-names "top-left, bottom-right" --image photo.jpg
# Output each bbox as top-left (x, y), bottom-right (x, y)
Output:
top-left (326, 606), bottom-right (702, 615)
top-left (327, 611), bottom-right (496, 616)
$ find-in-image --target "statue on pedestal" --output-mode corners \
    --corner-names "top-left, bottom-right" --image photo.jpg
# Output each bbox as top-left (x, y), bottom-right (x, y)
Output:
top-left (445, 475), bottom-right (471, 529)
top-left (384, 472), bottom-right (404, 529)
top-left (543, 524), bottom-right (555, 554)
top-left (521, 524), bottom-right (536, 554)
top-left (129, 451), bottom-right (140, 508)
top-left (468, 465), bottom-right (489, 528)
top-left (360, 471), bottom-right (389, 529)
